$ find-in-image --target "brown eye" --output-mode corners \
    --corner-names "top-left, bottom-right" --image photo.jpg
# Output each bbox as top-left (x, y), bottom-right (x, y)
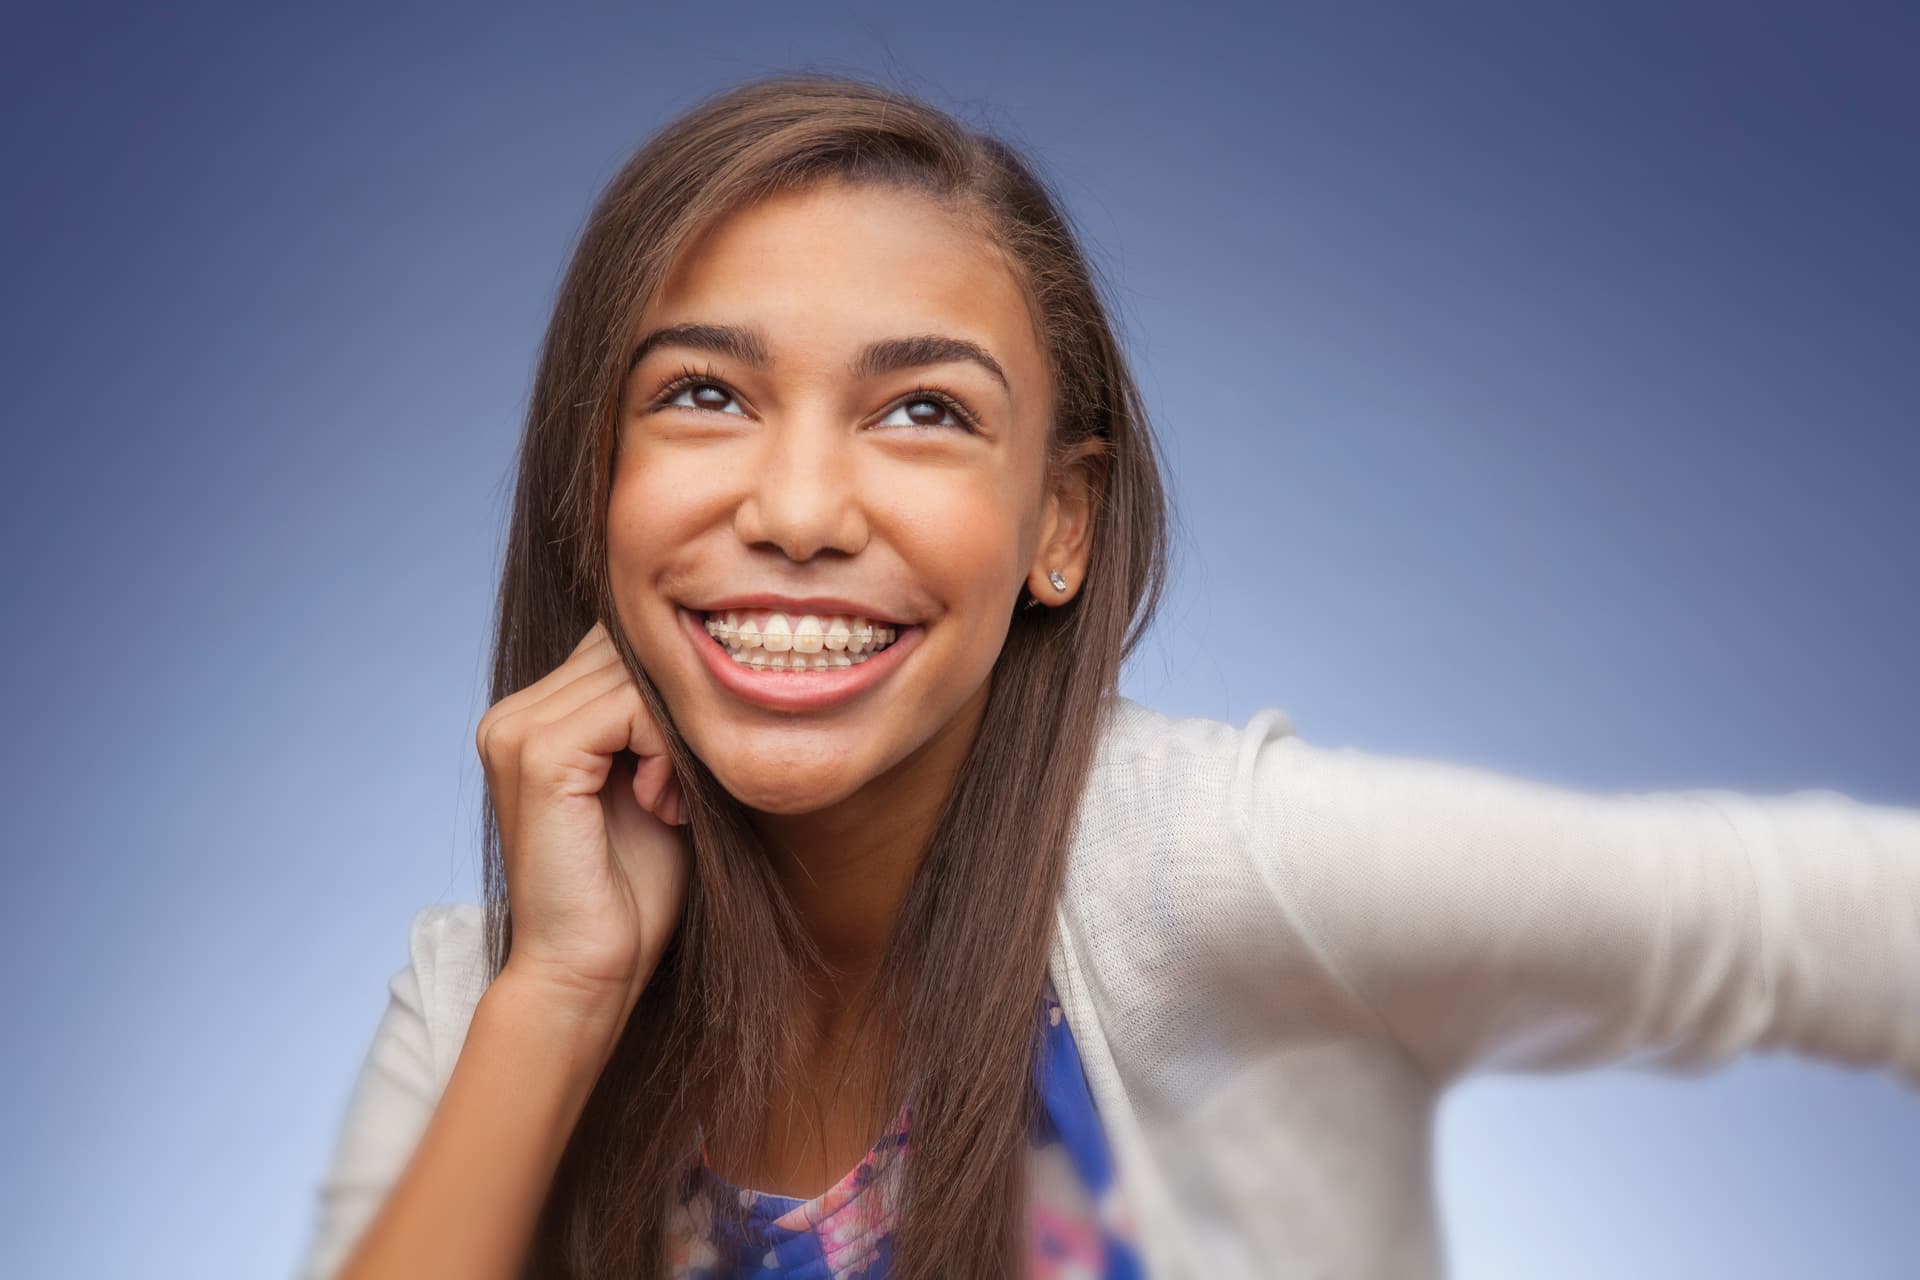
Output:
top-left (663, 380), bottom-right (745, 416)
top-left (877, 394), bottom-right (974, 432)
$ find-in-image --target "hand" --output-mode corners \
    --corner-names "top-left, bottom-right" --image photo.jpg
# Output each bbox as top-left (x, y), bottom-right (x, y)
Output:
top-left (474, 620), bottom-right (690, 1026)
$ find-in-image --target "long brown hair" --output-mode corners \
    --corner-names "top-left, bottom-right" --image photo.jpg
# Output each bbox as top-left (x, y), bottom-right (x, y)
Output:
top-left (479, 72), bottom-right (1171, 1278)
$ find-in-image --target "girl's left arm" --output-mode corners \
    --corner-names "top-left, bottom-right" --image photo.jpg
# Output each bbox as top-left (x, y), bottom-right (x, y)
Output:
top-left (1229, 709), bottom-right (1920, 1089)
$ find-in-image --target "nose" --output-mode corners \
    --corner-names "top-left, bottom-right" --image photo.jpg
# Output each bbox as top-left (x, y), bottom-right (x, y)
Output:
top-left (732, 414), bottom-right (870, 561)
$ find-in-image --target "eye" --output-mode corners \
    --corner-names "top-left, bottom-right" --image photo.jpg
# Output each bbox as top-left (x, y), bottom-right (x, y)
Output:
top-left (659, 376), bottom-right (747, 417)
top-left (874, 391), bottom-right (979, 433)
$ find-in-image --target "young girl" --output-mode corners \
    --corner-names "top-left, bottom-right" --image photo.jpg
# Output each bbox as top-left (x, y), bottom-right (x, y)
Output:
top-left (299, 74), bottom-right (1920, 1280)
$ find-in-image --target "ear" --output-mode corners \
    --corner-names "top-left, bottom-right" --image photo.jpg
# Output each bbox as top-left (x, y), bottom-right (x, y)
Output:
top-left (1025, 438), bottom-right (1106, 606)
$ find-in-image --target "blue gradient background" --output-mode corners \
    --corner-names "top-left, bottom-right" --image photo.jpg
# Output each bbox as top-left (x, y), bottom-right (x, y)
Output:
top-left (6, 4), bottom-right (1917, 1277)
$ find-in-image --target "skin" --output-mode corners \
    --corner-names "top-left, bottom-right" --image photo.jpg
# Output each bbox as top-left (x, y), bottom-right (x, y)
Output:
top-left (605, 178), bottom-right (1098, 1190)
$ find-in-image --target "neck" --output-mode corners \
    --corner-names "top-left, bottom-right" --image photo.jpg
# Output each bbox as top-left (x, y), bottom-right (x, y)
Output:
top-left (751, 680), bottom-right (989, 996)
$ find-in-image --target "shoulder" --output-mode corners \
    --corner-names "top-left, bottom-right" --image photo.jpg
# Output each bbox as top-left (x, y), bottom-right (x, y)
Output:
top-left (1063, 695), bottom-right (1301, 919)
top-left (294, 904), bottom-right (491, 1279)
top-left (405, 899), bottom-right (488, 970)
top-left (1057, 698), bottom-right (1400, 1079)
top-left (1091, 693), bottom-right (1298, 771)
top-left (1079, 694), bottom-right (1299, 837)
top-left (395, 900), bottom-right (492, 1089)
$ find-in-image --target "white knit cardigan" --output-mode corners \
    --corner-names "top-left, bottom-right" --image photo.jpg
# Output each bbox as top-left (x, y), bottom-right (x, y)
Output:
top-left (297, 696), bottom-right (1920, 1279)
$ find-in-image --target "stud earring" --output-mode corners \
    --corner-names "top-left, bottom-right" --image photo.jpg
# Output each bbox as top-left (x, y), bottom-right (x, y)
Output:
top-left (1048, 569), bottom-right (1068, 593)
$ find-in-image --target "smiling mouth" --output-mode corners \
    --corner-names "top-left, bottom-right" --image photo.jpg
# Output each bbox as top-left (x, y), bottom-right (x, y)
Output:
top-left (698, 609), bottom-right (905, 671)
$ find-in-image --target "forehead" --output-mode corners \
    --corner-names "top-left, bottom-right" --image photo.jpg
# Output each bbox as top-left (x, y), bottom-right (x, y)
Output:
top-left (639, 180), bottom-right (1048, 395)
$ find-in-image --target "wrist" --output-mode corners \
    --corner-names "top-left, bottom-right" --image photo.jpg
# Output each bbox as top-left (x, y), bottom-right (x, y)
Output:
top-left (487, 964), bottom-right (639, 1061)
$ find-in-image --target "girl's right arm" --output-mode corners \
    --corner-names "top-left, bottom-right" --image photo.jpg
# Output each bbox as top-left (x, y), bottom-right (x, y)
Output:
top-left (326, 620), bottom-right (691, 1278)
top-left (334, 970), bottom-right (629, 1280)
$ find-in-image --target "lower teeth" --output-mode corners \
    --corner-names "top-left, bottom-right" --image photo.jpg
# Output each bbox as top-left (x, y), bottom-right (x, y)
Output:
top-left (720, 645), bottom-right (891, 671)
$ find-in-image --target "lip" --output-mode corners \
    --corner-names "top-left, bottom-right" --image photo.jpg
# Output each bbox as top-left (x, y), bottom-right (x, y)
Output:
top-left (687, 594), bottom-right (915, 627)
top-left (678, 606), bottom-right (922, 714)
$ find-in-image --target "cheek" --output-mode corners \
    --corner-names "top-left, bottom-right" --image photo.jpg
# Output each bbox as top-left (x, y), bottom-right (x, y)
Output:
top-left (886, 473), bottom-right (1029, 588)
top-left (604, 513), bottom-right (653, 608)
top-left (951, 536), bottom-right (1024, 611)
top-left (604, 469), bottom-right (703, 675)
top-left (607, 458), bottom-right (700, 577)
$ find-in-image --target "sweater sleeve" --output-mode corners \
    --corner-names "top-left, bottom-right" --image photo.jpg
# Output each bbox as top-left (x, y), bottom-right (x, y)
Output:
top-left (294, 903), bottom-right (490, 1280)
top-left (1232, 710), bottom-right (1920, 1088)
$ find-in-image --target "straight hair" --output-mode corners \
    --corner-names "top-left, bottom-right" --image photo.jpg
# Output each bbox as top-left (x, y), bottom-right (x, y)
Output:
top-left (479, 72), bottom-right (1172, 1278)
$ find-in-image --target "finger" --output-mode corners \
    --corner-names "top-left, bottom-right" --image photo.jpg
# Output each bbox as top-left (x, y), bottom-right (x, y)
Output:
top-left (525, 678), bottom-right (670, 795)
top-left (484, 625), bottom-right (620, 724)
top-left (481, 659), bottom-right (626, 768)
top-left (569, 619), bottom-right (610, 657)
top-left (493, 655), bottom-right (659, 765)
top-left (660, 775), bottom-right (688, 826)
top-left (518, 656), bottom-right (635, 727)
top-left (630, 750), bottom-right (676, 814)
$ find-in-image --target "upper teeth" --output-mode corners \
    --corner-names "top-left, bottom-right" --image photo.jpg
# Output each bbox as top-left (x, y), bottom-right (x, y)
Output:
top-left (703, 611), bottom-right (899, 662)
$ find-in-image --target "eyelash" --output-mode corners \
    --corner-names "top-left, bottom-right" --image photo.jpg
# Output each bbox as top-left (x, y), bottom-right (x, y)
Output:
top-left (648, 362), bottom-right (983, 434)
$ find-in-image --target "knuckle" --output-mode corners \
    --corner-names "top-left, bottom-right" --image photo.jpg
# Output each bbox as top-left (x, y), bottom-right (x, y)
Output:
top-left (573, 621), bottom-right (607, 655)
top-left (520, 720), bottom-right (570, 770)
top-left (475, 708), bottom-right (516, 761)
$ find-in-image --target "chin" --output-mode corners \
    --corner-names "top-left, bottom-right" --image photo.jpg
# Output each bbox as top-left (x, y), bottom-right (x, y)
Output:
top-left (690, 737), bottom-right (874, 816)
top-left (712, 766), bottom-right (869, 817)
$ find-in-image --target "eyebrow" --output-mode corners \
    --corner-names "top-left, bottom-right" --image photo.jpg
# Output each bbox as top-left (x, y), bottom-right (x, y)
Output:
top-left (627, 322), bottom-right (1010, 395)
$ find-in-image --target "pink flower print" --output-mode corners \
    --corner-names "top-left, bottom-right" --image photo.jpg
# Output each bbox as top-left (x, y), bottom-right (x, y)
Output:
top-left (1097, 1180), bottom-right (1139, 1243)
top-left (665, 1191), bottom-right (719, 1275)
top-left (816, 1195), bottom-right (889, 1277)
top-left (1029, 1203), bottom-right (1104, 1279)
top-left (1026, 1140), bottom-right (1105, 1277)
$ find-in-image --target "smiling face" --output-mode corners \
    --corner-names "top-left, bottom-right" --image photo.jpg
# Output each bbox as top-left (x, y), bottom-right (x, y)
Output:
top-left (608, 178), bottom-right (1090, 820)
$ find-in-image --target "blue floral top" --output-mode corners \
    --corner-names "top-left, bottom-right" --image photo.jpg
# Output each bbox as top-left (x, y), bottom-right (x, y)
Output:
top-left (667, 979), bottom-right (1145, 1278)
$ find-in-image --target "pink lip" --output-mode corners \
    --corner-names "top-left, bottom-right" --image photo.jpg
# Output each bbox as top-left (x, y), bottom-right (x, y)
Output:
top-left (679, 606), bottom-right (922, 713)
top-left (689, 595), bottom-right (914, 627)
